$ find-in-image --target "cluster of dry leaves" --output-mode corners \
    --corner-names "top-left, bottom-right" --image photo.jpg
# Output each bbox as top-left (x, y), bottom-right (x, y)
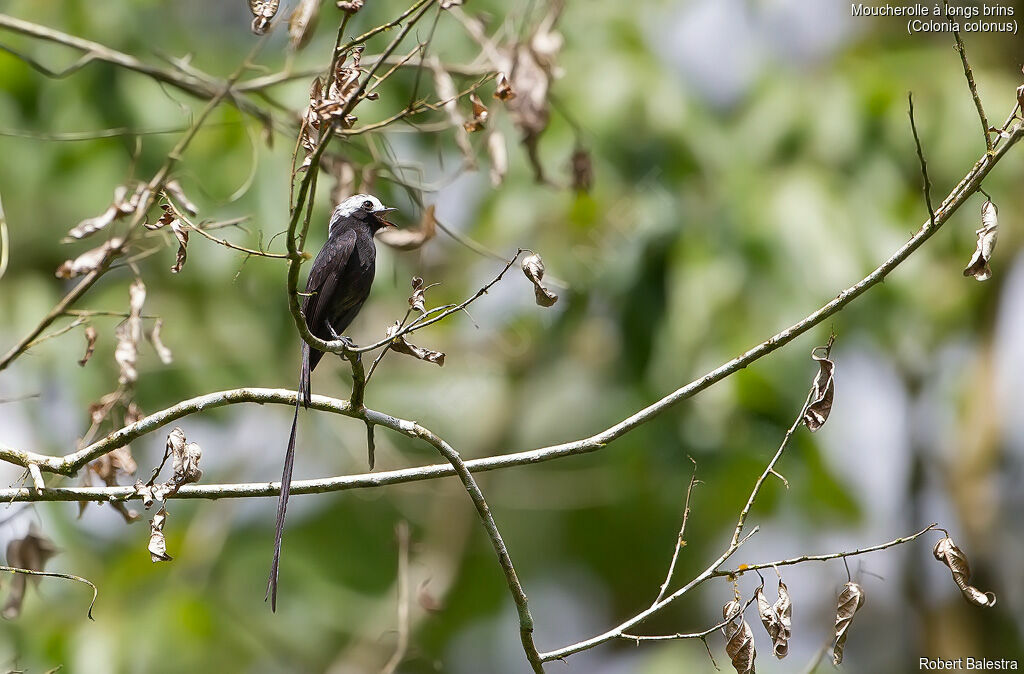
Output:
top-left (722, 540), bottom-right (996, 674)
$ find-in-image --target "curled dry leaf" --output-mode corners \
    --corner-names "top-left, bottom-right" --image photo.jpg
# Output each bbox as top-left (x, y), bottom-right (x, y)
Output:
top-left (933, 536), bottom-right (997, 607)
top-left (570, 146), bottom-right (594, 193)
top-left (386, 321), bottom-right (445, 366)
top-left (145, 204), bottom-right (190, 273)
top-left (299, 50), bottom-right (366, 168)
top-left (963, 200), bottom-right (998, 282)
top-left (135, 480), bottom-right (171, 509)
top-left (722, 599), bottom-right (756, 674)
top-left (832, 581), bottom-right (865, 666)
top-left (802, 339), bottom-right (835, 432)
top-left (463, 93), bottom-right (489, 132)
top-left (2, 527), bottom-right (59, 619)
top-left (56, 237), bottom-right (123, 279)
top-left (287, 0), bottom-right (320, 51)
top-left (521, 253), bottom-right (558, 307)
top-left (249, 0), bottom-right (279, 34)
top-left (409, 277), bottom-right (427, 313)
top-left (148, 319), bottom-right (173, 365)
top-left (115, 279), bottom-right (146, 385)
top-left (429, 57), bottom-right (475, 166)
top-left (488, 130), bottom-right (508, 187)
top-left (336, 0), bottom-right (364, 12)
top-left (171, 438), bottom-right (203, 488)
top-left (440, 0), bottom-right (463, 8)
top-left (170, 220), bottom-right (189, 273)
top-left (66, 185), bottom-right (147, 240)
top-left (79, 325), bottom-right (98, 367)
top-left (162, 180), bottom-right (198, 217)
top-left (755, 579), bottom-right (792, 659)
top-left (498, 3), bottom-right (563, 181)
top-left (376, 205), bottom-right (436, 251)
top-left (148, 507), bottom-right (172, 562)
top-left (493, 72), bottom-right (516, 101)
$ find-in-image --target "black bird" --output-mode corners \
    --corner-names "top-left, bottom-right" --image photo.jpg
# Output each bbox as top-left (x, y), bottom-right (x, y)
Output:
top-left (267, 193), bottom-right (397, 610)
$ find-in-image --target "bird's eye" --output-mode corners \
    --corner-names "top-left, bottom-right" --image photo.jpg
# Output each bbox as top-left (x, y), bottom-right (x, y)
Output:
top-left (362, 200), bottom-right (374, 211)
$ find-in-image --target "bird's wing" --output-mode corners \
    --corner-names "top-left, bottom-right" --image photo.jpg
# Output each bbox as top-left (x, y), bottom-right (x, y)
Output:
top-left (303, 228), bottom-right (356, 335)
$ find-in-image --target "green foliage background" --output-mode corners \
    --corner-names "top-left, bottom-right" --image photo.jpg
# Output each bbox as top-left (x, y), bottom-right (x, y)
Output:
top-left (1, 1), bottom-right (1023, 672)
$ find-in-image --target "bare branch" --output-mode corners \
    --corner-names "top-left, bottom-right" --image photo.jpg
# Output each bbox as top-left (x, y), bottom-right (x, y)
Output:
top-left (907, 92), bottom-right (937, 228)
top-left (717, 523), bottom-right (939, 577)
top-left (952, 29), bottom-right (993, 153)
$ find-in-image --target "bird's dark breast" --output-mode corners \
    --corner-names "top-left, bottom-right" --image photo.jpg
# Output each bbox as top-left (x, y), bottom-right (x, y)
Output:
top-left (316, 241), bottom-right (376, 337)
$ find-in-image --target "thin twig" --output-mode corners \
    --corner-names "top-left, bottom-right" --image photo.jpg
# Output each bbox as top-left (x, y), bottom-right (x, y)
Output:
top-left (0, 565), bottom-right (98, 619)
top-left (0, 47), bottom-right (261, 372)
top-left (731, 388), bottom-right (815, 548)
top-left (717, 523), bottom-right (938, 577)
top-left (952, 29), bottom-right (993, 153)
top-left (908, 92), bottom-right (936, 228)
top-left (654, 457), bottom-right (699, 604)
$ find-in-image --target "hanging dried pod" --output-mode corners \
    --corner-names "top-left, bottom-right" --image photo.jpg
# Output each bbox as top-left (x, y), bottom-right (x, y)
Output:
top-left (755, 579), bottom-right (792, 659)
top-left (385, 322), bottom-right (445, 366)
top-left (148, 507), bottom-right (172, 562)
top-left (932, 536), bottom-right (997, 607)
top-left (521, 253), bottom-right (558, 307)
top-left (803, 337), bottom-right (835, 431)
top-left (249, 0), bottom-right (279, 34)
top-left (79, 325), bottom-right (98, 367)
top-left (722, 599), bottom-right (757, 674)
top-left (832, 581), bottom-right (865, 665)
top-left (963, 200), bottom-right (998, 281)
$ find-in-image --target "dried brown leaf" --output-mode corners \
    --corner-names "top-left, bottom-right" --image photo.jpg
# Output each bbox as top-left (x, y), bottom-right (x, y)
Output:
top-left (429, 57), bottom-right (475, 165)
top-left (78, 325), bottom-right (97, 367)
top-left (148, 507), bottom-right (172, 562)
top-left (803, 341), bottom-right (835, 432)
top-left (754, 579), bottom-right (791, 659)
top-left (409, 277), bottom-right (427, 313)
top-left (722, 599), bottom-right (756, 674)
top-left (171, 434), bottom-right (203, 487)
top-left (336, 0), bottom-right (364, 12)
top-left (463, 93), bottom-right (489, 132)
top-left (55, 237), bottom-right (123, 279)
top-left (2, 527), bottom-right (59, 619)
top-left (249, 0), bottom-right (279, 34)
top-left (376, 205), bottom-right (436, 251)
top-left (963, 200), bottom-right (998, 281)
top-left (170, 220), bottom-right (189, 274)
top-left (386, 321), bottom-right (445, 366)
top-left (833, 581), bottom-right (865, 666)
top-left (66, 185), bottom-right (147, 240)
top-left (67, 205), bottom-right (118, 240)
top-left (115, 322), bottom-right (138, 385)
top-left (521, 253), bottom-right (558, 307)
top-left (114, 279), bottom-right (145, 385)
top-left (493, 72), bottom-right (516, 101)
top-left (148, 319), bottom-right (173, 365)
top-left (163, 180), bottom-right (198, 217)
top-left (933, 536), bottom-right (997, 607)
top-left (288, 0), bottom-right (320, 51)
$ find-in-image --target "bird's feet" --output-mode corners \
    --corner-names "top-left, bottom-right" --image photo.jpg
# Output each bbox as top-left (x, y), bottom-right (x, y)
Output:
top-left (326, 326), bottom-right (355, 348)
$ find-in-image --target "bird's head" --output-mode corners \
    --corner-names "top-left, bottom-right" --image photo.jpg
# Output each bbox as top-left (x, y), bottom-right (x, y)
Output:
top-left (330, 194), bottom-right (398, 234)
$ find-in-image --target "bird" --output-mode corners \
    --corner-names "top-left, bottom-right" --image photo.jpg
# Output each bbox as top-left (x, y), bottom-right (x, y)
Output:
top-left (267, 193), bottom-right (397, 611)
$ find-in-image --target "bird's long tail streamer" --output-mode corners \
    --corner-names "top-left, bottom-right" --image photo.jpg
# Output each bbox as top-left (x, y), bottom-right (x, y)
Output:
top-left (266, 392), bottom-right (300, 611)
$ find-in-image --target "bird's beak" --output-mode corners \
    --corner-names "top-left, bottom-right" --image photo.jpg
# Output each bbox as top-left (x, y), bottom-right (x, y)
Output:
top-left (376, 207), bottom-right (398, 228)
